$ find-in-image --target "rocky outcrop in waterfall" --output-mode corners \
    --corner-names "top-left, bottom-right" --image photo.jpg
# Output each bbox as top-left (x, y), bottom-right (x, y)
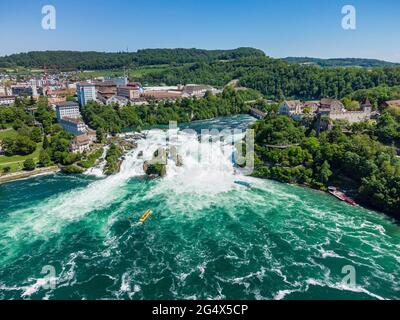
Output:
top-left (143, 146), bottom-right (183, 178)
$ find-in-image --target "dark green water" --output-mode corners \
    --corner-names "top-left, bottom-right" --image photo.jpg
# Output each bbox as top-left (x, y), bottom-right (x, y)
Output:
top-left (0, 115), bottom-right (399, 300)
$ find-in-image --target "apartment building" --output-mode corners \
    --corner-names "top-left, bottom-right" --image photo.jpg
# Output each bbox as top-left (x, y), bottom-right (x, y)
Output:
top-left (56, 102), bottom-right (81, 121)
top-left (56, 101), bottom-right (87, 135)
top-left (77, 82), bottom-right (96, 106)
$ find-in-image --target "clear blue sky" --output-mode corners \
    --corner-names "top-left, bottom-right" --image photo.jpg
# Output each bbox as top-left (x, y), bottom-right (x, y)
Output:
top-left (1, 0), bottom-right (400, 61)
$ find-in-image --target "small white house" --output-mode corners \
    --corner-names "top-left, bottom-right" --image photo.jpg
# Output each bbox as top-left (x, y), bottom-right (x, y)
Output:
top-left (69, 134), bottom-right (91, 153)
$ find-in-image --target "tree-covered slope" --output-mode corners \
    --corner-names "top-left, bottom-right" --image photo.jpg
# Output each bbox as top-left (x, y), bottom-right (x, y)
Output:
top-left (139, 56), bottom-right (400, 100)
top-left (0, 47), bottom-right (265, 70)
top-left (283, 57), bottom-right (400, 68)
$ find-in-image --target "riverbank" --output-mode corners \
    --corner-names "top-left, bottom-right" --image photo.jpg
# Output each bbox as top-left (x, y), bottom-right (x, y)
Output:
top-left (0, 166), bottom-right (60, 184)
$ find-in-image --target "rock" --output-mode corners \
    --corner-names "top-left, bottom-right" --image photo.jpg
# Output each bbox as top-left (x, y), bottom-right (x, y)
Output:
top-left (137, 151), bottom-right (144, 158)
top-left (143, 147), bottom-right (170, 178)
top-left (143, 160), bottom-right (149, 173)
top-left (143, 161), bottom-right (166, 178)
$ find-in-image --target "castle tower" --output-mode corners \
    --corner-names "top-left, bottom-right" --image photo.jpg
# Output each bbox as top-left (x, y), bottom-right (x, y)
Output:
top-left (361, 98), bottom-right (372, 114)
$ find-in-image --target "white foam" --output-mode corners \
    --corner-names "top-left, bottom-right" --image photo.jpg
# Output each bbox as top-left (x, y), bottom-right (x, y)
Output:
top-left (85, 146), bottom-right (109, 177)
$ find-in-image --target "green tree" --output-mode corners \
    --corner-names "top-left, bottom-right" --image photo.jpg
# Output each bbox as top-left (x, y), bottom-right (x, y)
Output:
top-left (2, 135), bottom-right (36, 156)
top-left (39, 149), bottom-right (51, 167)
top-left (23, 158), bottom-right (36, 171)
top-left (375, 112), bottom-right (399, 144)
top-left (2, 166), bottom-right (11, 174)
top-left (30, 127), bottom-right (42, 143)
top-left (317, 161), bottom-right (333, 185)
top-left (43, 135), bottom-right (49, 149)
top-left (96, 128), bottom-right (104, 143)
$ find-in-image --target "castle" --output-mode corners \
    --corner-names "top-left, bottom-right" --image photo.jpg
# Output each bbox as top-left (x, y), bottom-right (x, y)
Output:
top-left (279, 98), bottom-right (373, 123)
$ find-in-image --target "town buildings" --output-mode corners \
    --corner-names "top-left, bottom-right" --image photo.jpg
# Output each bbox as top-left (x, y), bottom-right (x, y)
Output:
top-left (71, 77), bottom-right (219, 107)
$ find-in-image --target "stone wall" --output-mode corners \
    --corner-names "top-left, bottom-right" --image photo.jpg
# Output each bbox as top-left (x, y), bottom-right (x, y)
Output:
top-left (329, 110), bottom-right (371, 124)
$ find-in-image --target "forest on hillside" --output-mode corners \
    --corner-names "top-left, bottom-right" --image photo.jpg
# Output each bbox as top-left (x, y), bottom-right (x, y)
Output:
top-left (139, 56), bottom-right (400, 101)
top-left (3, 48), bottom-right (400, 102)
top-left (251, 111), bottom-right (400, 218)
top-left (283, 57), bottom-right (400, 68)
top-left (0, 48), bottom-right (265, 70)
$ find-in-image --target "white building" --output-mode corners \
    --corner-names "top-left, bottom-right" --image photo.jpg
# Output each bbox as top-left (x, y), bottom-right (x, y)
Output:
top-left (60, 118), bottom-right (87, 135)
top-left (279, 100), bottom-right (306, 120)
top-left (69, 134), bottom-right (91, 153)
top-left (182, 84), bottom-right (213, 97)
top-left (0, 95), bottom-right (16, 106)
top-left (56, 102), bottom-right (81, 121)
top-left (56, 101), bottom-right (88, 135)
top-left (77, 82), bottom-right (96, 106)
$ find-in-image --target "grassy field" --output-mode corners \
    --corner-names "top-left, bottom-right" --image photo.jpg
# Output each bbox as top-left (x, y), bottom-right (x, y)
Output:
top-left (74, 64), bottom-right (174, 82)
top-left (0, 128), bottom-right (18, 140)
top-left (0, 129), bottom-right (42, 174)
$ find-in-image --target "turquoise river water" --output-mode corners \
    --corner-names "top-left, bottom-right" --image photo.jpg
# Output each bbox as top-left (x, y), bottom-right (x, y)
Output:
top-left (0, 115), bottom-right (399, 300)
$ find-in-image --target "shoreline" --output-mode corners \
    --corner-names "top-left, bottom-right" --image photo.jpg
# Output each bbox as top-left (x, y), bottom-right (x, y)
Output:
top-left (0, 166), bottom-right (60, 184)
top-left (251, 174), bottom-right (400, 223)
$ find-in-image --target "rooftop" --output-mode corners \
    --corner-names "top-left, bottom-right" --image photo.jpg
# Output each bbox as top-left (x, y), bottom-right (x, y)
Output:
top-left (62, 117), bottom-right (85, 125)
top-left (78, 82), bottom-right (96, 87)
top-left (56, 101), bottom-right (79, 108)
top-left (383, 100), bottom-right (400, 107)
top-left (285, 100), bottom-right (302, 107)
top-left (95, 80), bottom-right (117, 87)
top-left (118, 85), bottom-right (140, 90)
top-left (0, 95), bottom-right (16, 99)
top-left (141, 90), bottom-right (182, 99)
top-left (72, 134), bottom-right (91, 144)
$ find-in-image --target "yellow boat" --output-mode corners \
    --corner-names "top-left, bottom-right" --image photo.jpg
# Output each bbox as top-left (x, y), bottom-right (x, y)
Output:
top-left (139, 210), bottom-right (153, 223)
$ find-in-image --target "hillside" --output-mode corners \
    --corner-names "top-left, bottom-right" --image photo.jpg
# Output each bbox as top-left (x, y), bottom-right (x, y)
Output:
top-left (136, 56), bottom-right (400, 100)
top-left (0, 48), bottom-right (265, 70)
top-left (283, 57), bottom-right (400, 68)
